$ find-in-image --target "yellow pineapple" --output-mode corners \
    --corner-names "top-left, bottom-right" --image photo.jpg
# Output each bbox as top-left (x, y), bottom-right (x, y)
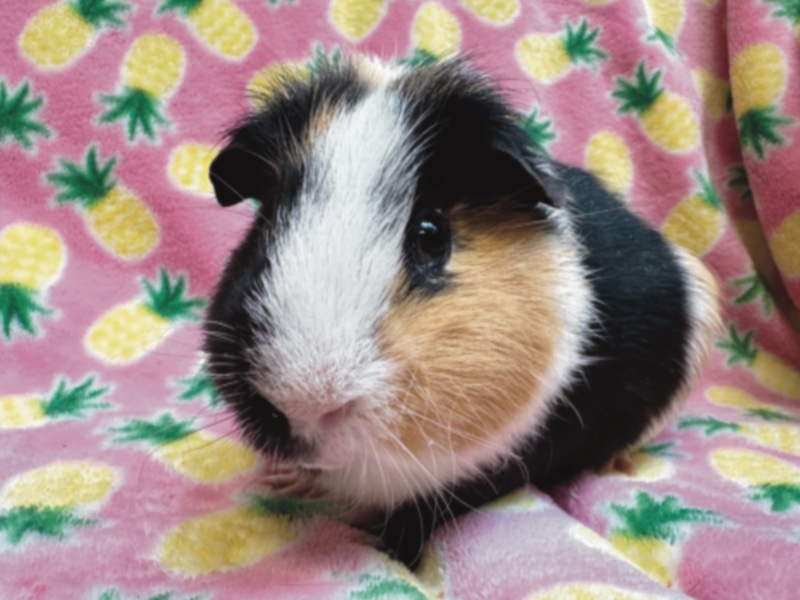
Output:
top-left (124, 34), bottom-right (184, 98)
top-left (100, 33), bottom-right (185, 141)
top-left (707, 385), bottom-right (779, 412)
top-left (159, 0), bottom-right (256, 59)
top-left (516, 19), bottom-right (607, 84)
top-left (609, 533), bottom-right (676, 586)
top-left (770, 210), bottom-right (800, 277)
top-left (0, 461), bottom-right (116, 544)
top-left (19, 0), bottom-right (130, 69)
top-left (411, 2), bottom-right (461, 61)
top-left (731, 43), bottom-right (786, 117)
top-left (0, 223), bottom-right (65, 341)
top-left (662, 171), bottom-right (724, 256)
top-left (110, 412), bottom-right (257, 482)
top-left (85, 268), bottom-right (204, 364)
top-left (613, 62), bottom-right (699, 153)
top-left (585, 131), bottom-right (633, 198)
top-left (0, 376), bottom-right (109, 429)
top-left (692, 68), bottom-right (731, 119)
top-left (718, 324), bottom-right (800, 400)
top-left (461, 0), bottom-right (520, 26)
top-left (607, 492), bottom-right (718, 586)
top-left (644, 0), bottom-right (684, 53)
top-left (160, 506), bottom-right (294, 574)
top-left (731, 42), bottom-right (792, 159)
top-left (711, 448), bottom-right (800, 512)
top-left (329, 0), bottom-right (387, 42)
top-left (706, 386), bottom-right (800, 422)
top-left (158, 495), bottom-right (328, 574)
top-left (47, 146), bottom-right (159, 260)
top-left (168, 143), bottom-right (218, 195)
top-left (713, 448), bottom-right (800, 485)
top-left (1, 462), bottom-right (116, 509)
top-left (530, 582), bottom-right (667, 600)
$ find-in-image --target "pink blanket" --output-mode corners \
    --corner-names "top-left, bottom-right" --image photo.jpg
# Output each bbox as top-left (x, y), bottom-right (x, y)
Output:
top-left (2, 1), bottom-right (800, 598)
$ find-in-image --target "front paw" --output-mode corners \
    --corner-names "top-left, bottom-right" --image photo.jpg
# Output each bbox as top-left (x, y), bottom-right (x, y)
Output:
top-left (260, 463), bottom-right (326, 498)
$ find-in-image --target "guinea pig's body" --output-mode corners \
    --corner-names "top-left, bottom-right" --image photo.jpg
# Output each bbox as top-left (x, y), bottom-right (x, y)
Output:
top-left (204, 56), bottom-right (719, 567)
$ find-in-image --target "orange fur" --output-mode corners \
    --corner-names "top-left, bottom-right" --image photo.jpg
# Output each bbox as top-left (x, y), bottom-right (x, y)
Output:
top-left (380, 203), bottom-right (562, 456)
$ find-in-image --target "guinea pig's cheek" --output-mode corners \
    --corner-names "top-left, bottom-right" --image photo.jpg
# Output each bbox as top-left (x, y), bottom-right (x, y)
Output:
top-left (380, 215), bottom-right (563, 459)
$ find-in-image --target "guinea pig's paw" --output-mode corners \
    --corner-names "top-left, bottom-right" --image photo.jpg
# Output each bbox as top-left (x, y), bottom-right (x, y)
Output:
top-left (599, 451), bottom-right (637, 476)
top-left (261, 464), bottom-right (326, 499)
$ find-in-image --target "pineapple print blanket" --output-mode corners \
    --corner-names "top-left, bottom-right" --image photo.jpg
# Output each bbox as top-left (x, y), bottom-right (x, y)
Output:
top-left (2, 0), bottom-right (800, 598)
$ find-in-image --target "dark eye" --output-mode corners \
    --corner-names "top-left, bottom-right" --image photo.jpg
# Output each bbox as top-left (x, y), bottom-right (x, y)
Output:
top-left (414, 210), bottom-right (450, 267)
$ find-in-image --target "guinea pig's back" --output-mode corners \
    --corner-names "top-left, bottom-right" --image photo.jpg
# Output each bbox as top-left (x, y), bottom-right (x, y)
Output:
top-left (522, 166), bottom-right (719, 483)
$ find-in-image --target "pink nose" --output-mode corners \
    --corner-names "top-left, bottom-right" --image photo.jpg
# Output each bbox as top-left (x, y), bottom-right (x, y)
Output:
top-left (318, 402), bottom-right (352, 428)
top-left (292, 400), bottom-right (354, 432)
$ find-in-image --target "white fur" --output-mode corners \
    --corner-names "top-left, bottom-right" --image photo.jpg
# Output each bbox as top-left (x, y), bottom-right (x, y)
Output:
top-left (245, 70), bottom-right (598, 509)
top-left (247, 81), bottom-right (418, 465)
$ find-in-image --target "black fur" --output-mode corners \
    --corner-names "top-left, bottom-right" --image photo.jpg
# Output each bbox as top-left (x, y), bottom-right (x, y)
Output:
top-left (209, 60), bottom-right (369, 208)
top-left (204, 58), bottom-right (695, 569)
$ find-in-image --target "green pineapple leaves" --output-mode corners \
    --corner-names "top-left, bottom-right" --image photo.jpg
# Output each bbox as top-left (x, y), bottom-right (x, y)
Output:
top-left (71, 0), bottom-right (131, 29)
top-left (110, 412), bottom-right (195, 446)
top-left (738, 106), bottom-right (794, 160)
top-left (100, 87), bottom-right (167, 142)
top-left (610, 492), bottom-right (720, 542)
top-left (613, 62), bottom-right (663, 116)
top-left (176, 367), bottom-right (221, 407)
top-left (0, 285), bottom-right (52, 341)
top-left (0, 505), bottom-right (94, 544)
top-left (41, 376), bottom-right (111, 419)
top-left (47, 146), bottom-right (117, 209)
top-left (728, 165), bottom-right (753, 203)
top-left (763, 0), bottom-right (800, 29)
top-left (349, 573), bottom-right (428, 600)
top-left (157, 0), bottom-right (205, 16)
top-left (733, 272), bottom-right (774, 316)
top-left (717, 324), bottom-right (758, 367)
top-left (562, 19), bottom-right (607, 67)
top-left (519, 108), bottom-right (556, 153)
top-left (0, 80), bottom-right (51, 151)
top-left (749, 483), bottom-right (800, 512)
top-left (142, 269), bottom-right (205, 322)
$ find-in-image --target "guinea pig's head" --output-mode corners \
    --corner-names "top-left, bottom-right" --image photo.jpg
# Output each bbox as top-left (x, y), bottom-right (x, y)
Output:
top-left (204, 57), bottom-right (589, 508)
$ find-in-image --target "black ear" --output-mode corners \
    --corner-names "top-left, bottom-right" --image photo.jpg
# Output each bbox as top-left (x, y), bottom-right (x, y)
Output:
top-left (488, 136), bottom-right (568, 209)
top-left (209, 141), bottom-right (278, 207)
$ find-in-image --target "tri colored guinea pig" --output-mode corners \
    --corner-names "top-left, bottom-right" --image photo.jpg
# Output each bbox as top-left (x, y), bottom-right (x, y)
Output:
top-left (204, 56), bottom-right (720, 568)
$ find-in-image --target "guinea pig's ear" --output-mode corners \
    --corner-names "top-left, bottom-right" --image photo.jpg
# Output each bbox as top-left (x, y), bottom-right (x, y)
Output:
top-left (488, 137), bottom-right (568, 209)
top-left (209, 141), bottom-right (277, 207)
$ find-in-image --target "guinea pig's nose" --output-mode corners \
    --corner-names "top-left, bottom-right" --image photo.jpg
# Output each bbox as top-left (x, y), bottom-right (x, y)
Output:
top-left (319, 401), bottom-right (353, 428)
top-left (294, 400), bottom-right (355, 432)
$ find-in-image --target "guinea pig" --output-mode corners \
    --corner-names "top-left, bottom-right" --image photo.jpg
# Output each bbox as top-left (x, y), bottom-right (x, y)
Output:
top-left (203, 55), bottom-right (720, 568)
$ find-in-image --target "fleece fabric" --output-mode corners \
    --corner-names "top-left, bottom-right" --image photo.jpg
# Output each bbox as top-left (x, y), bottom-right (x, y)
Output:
top-left (2, 1), bottom-right (800, 599)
